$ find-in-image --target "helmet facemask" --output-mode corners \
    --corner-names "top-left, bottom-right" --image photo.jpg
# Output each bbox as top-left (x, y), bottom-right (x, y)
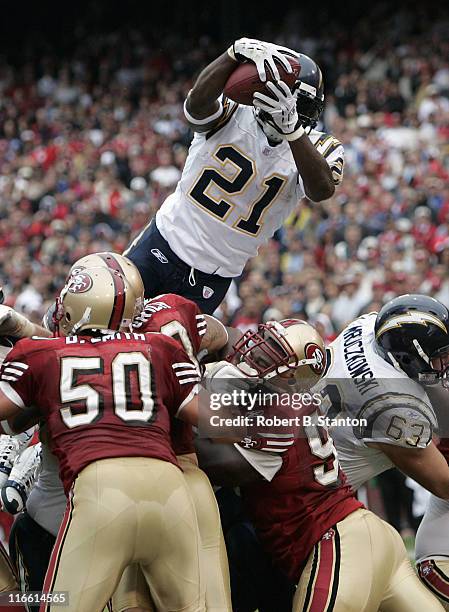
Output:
top-left (294, 83), bottom-right (324, 131)
top-left (232, 322), bottom-right (298, 379)
top-left (420, 344), bottom-right (449, 388)
top-left (231, 321), bottom-right (325, 385)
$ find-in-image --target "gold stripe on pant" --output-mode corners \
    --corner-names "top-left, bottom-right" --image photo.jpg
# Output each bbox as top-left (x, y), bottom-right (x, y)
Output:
top-left (41, 457), bottom-right (205, 612)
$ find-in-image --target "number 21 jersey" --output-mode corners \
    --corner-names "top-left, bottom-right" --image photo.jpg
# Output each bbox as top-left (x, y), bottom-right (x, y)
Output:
top-left (156, 99), bottom-right (344, 276)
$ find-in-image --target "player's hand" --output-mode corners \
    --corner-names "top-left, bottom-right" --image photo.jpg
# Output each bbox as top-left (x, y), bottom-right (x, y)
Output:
top-left (228, 38), bottom-right (296, 82)
top-left (0, 306), bottom-right (15, 336)
top-left (237, 431), bottom-right (296, 453)
top-left (205, 360), bottom-right (256, 395)
top-left (0, 305), bottom-right (33, 338)
top-left (253, 80), bottom-right (305, 141)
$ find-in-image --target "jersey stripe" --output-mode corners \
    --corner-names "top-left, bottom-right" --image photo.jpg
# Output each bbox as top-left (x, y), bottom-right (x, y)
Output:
top-left (175, 371), bottom-right (200, 378)
top-left (177, 377), bottom-right (201, 385)
top-left (41, 491), bottom-right (75, 610)
top-left (206, 100), bottom-right (238, 140)
top-left (1, 375), bottom-right (21, 382)
top-left (4, 362), bottom-right (28, 370)
top-left (2, 367), bottom-right (26, 376)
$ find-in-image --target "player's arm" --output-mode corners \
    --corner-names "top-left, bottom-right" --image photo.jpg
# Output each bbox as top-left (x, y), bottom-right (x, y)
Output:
top-left (185, 52), bottom-right (239, 129)
top-left (0, 306), bottom-right (51, 339)
top-left (195, 436), bottom-right (263, 486)
top-left (0, 391), bottom-right (24, 433)
top-left (253, 82), bottom-right (335, 201)
top-left (371, 440), bottom-right (449, 500)
top-left (199, 316), bottom-right (242, 361)
top-left (289, 137), bottom-right (335, 201)
top-left (0, 341), bottom-right (40, 435)
top-left (200, 315), bottom-right (229, 354)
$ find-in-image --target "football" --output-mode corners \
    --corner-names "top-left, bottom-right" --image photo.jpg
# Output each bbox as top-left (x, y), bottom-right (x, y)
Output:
top-left (224, 57), bottom-right (301, 106)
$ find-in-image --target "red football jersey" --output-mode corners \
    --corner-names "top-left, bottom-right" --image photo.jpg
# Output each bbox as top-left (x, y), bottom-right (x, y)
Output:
top-left (133, 294), bottom-right (206, 357)
top-left (242, 407), bottom-right (362, 582)
top-left (133, 294), bottom-right (206, 454)
top-left (0, 332), bottom-right (200, 493)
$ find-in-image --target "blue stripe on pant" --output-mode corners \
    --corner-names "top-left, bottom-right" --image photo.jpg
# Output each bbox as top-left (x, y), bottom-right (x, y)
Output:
top-left (125, 221), bottom-right (232, 314)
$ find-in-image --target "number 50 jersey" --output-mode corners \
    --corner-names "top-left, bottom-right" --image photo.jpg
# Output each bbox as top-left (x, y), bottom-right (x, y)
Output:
top-left (0, 333), bottom-right (201, 493)
top-left (318, 312), bottom-right (437, 491)
top-left (156, 99), bottom-right (344, 277)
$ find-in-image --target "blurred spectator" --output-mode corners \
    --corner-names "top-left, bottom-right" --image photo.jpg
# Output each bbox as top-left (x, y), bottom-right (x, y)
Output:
top-left (0, 5), bottom-right (448, 336)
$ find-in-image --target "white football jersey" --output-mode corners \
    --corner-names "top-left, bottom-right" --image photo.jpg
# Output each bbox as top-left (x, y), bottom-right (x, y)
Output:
top-left (26, 441), bottom-right (66, 536)
top-left (319, 312), bottom-right (437, 491)
top-left (156, 100), bottom-right (344, 276)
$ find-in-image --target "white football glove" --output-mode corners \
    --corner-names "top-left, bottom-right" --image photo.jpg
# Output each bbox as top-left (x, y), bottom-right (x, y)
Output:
top-left (0, 305), bottom-right (34, 338)
top-left (204, 360), bottom-right (257, 395)
top-left (253, 81), bottom-right (305, 141)
top-left (228, 37), bottom-right (297, 82)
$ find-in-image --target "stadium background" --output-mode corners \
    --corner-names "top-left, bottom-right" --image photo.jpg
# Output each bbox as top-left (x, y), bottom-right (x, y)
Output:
top-left (0, 0), bottom-right (448, 536)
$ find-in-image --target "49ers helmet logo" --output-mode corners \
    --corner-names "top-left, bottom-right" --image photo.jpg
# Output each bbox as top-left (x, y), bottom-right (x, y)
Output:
top-left (305, 342), bottom-right (326, 375)
top-left (67, 273), bottom-right (93, 294)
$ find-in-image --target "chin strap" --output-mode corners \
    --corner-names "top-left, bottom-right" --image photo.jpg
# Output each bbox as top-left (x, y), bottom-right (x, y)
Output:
top-left (71, 307), bottom-right (92, 335)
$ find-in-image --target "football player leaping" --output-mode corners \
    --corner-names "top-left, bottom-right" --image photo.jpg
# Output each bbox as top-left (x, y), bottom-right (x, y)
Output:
top-left (125, 38), bottom-right (343, 313)
top-left (197, 319), bottom-right (444, 611)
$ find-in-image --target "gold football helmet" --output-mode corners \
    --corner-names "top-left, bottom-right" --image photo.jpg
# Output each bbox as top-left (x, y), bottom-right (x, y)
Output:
top-left (69, 252), bottom-right (144, 306)
top-left (57, 267), bottom-right (137, 336)
top-left (231, 319), bottom-right (327, 385)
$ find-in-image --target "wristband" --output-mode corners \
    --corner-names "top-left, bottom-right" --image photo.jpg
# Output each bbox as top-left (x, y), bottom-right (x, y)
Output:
top-left (285, 125), bottom-right (305, 141)
top-left (227, 45), bottom-right (238, 62)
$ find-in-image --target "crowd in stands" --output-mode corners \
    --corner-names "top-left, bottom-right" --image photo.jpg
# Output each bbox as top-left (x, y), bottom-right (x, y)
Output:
top-left (0, 4), bottom-right (448, 341)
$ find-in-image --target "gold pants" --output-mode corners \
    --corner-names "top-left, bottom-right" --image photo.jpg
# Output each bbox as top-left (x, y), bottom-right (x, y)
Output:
top-left (294, 508), bottom-right (444, 612)
top-left (41, 457), bottom-right (205, 612)
top-left (112, 455), bottom-right (231, 612)
top-left (0, 541), bottom-right (18, 591)
top-left (418, 558), bottom-right (449, 611)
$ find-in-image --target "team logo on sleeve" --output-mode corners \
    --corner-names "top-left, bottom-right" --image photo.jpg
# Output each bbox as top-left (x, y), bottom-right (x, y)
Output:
top-left (305, 343), bottom-right (326, 375)
top-left (68, 273), bottom-right (93, 294)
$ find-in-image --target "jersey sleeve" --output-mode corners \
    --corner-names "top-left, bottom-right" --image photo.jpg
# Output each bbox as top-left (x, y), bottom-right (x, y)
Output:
top-left (171, 295), bottom-right (206, 354)
top-left (356, 393), bottom-right (436, 449)
top-left (184, 93), bottom-right (238, 135)
top-left (313, 134), bottom-right (345, 186)
top-left (0, 341), bottom-right (35, 409)
top-left (164, 344), bottom-right (202, 416)
top-left (234, 444), bottom-right (283, 481)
